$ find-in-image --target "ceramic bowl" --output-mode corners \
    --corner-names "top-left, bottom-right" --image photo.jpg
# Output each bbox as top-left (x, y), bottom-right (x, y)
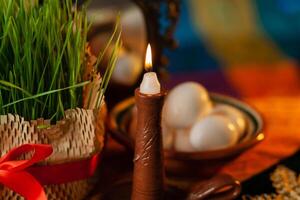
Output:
top-left (108, 93), bottom-right (264, 177)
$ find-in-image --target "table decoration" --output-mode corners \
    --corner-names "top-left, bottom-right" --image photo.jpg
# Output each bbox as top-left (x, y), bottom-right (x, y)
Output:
top-left (132, 44), bottom-right (166, 199)
top-left (162, 81), bottom-right (245, 152)
top-left (242, 165), bottom-right (300, 199)
top-left (0, 0), bottom-right (120, 199)
top-left (108, 92), bottom-right (264, 177)
top-left (237, 139), bottom-right (300, 199)
top-left (102, 44), bottom-right (241, 200)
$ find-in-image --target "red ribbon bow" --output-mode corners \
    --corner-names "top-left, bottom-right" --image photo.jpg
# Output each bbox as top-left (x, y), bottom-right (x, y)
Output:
top-left (0, 144), bottom-right (53, 200)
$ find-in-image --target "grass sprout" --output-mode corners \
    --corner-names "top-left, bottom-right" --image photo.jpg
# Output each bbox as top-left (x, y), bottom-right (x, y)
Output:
top-left (0, 0), bottom-right (121, 122)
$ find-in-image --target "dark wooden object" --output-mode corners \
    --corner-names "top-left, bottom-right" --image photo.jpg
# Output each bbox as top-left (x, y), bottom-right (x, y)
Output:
top-left (133, 0), bottom-right (180, 72)
top-left (132, 89), bottom-right (166, 200)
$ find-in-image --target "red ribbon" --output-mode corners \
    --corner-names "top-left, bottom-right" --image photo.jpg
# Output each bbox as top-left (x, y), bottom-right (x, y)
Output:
top-left (0, 144), bottom-right (100, 200)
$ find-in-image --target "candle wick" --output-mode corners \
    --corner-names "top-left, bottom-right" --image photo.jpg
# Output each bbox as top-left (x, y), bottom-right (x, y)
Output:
top-left (145, 68), bottom-right (152, 73)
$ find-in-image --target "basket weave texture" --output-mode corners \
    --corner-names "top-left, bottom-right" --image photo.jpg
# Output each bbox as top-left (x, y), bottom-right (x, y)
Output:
top-left (0, 106), bottom-right (106, 200)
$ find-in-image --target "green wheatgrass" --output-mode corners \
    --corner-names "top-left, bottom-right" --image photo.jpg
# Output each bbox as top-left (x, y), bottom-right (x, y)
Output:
top-left (0, 0), bottom-right (121, 121)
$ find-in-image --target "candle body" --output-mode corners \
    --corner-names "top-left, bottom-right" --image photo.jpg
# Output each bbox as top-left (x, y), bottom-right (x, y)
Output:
top-left (132, 89), bottom-right (165, 200)
top-left (140, 72), bottom-right (161, 94)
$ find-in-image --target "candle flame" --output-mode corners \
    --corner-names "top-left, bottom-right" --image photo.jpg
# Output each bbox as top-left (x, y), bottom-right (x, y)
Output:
top-left (145, 43), bottom-right (152, 71)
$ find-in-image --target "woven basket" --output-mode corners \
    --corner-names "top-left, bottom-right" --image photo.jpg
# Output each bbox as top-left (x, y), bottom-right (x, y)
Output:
top-left (0, 103), bottom-right (107, 199)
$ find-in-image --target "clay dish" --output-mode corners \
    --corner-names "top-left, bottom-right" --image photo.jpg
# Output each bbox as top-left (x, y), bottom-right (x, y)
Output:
top-left (108, 93), bottom-right (264, 177)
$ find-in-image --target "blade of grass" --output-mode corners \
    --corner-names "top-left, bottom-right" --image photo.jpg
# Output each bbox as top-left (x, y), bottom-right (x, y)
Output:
top-left (0, 80), bottom-right (32, 97)
top-left (3, 81), bottom-right (90, 108)
top-left (94, 16), bottom-right (121, 69)
top-left (96, 28), bottom-right (122, 108)
top-left (87, 17), bottom-right (121, 109)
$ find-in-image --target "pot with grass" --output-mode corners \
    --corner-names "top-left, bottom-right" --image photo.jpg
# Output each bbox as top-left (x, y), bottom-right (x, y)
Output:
top-left (0, 0), bottom-right (121, 199)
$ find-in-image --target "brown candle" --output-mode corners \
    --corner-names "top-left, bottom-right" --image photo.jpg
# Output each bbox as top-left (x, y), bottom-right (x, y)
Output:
top-left (131, 88), bottom-right (166, 200)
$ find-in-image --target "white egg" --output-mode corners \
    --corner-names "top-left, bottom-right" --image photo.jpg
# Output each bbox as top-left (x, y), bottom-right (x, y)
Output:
top-left (121, 6), bottom-right (147, 54)
top-left (161, 122), bottom-right (174, 150)
top-left (189, 115), bottom-right (239, 151)
top-left (163, 82), bottom-right (212, 129)
top-left (210, 105), bottom-right (246, 138)
top-left (174, 129), bottom-right (196, 152)
top-left (161, 105), bottom-right (175, 149)
top-left (112, 50), bottom-right (142, 86)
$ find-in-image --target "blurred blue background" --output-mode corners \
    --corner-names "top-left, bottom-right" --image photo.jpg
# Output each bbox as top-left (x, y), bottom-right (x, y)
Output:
top-left (167, 0), bottom-right (300, 72)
